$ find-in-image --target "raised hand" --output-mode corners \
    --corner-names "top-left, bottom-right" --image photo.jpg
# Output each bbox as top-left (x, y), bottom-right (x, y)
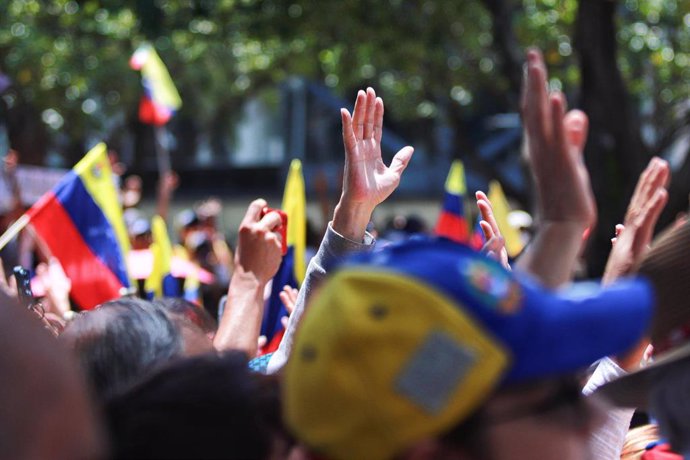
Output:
top-left (0, 259), bottom-right (17, 299)
top-left (515, 49), bottom-right (596, 288)
top-left (35, 257), bottom-right (72, 317)
top-left (214, 198), bottom-right (284, 356)
top-left (603, 157), bottom-right (669, 284)
top-left (333, 87), bottom-right (414, 241)
top-left (521, 49), bottom-right (596, 229)
top-left (234, 199), bottom-right (284, 285)
top-left (476, 191), bottom-right (511, 270)
top-left (279, 284), bottom-right (299, 329)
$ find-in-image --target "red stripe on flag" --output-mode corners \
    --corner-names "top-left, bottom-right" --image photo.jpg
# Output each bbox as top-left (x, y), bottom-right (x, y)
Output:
top-left (435, 212), bottom-right (469, 243)
top-left (30, 193), bottom-right (124, 309)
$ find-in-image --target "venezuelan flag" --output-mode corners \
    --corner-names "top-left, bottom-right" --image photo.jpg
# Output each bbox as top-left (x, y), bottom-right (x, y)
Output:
top-left (435, 160), bottom-right (470, 243)
top-left (469, 214), bottom-right (486, 250)
top-left (130, 43), bottom-right (182, 126)
top-left (261, 159), bottom-right (307, 353)
top-left (27, 143), bottom-right (130, 309)
top-left (145, 215), bottom-right (180, 298)
top-left (487, 180), bottom-right (525, 258)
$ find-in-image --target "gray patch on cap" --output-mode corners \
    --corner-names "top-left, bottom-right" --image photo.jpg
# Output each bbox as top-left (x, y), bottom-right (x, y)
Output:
top-left (395, 330), bottom-right (476, 414)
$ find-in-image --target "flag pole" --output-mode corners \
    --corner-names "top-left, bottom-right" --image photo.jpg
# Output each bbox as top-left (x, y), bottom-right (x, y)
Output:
top-left (0, 214), bottom-right (30, 252)
top-left (154, 125), bottom-right (171, 175)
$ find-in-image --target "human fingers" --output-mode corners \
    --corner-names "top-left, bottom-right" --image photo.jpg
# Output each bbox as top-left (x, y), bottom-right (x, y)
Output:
top-left (373, 97), bottom-right (384, 143)
top-left (479, 220), bottom-right (494, 241)
top-left (550, 92), bottom-right (567, 155)
top-left (241, 199), bottom-right (268, 227)
top-left (341, 108), bottom-right (357, 157)
top-left (524, 49), bottom-right (550, 142)
top-left (563, 110), bottom-right (589, 155)
top-left (476, 193), bottom-right (500, 237)
top-left (629, 158), bottom-right (658, 211)
top-left (258, 210), bottom-right (284, 232)
top-left (634, 188), bottom-right (668, 253)
top-left (352, 90), bottom-right (367, 139)
top-left (363, 87), bottom-right (376, 139)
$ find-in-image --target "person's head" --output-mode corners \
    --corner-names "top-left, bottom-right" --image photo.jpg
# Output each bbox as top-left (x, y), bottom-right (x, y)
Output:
top-left (153, 297), bottom-right (216, 354)
top-left (60, 297), bottom-right (184, 400)
top-left (0, 292), bottom-right (105, 459)
top-left (105, 352), bottom-right (290, 459)
top-left (283, 239), bottom-right (653, 460)
top-left (176, 208), bottom-right (202, 242)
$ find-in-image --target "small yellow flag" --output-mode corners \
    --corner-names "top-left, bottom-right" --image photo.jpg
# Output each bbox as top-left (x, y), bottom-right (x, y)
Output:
top-left (488, 181), bottom-right (525, 258)
top-left (282, 159), bottom-right (307, 285)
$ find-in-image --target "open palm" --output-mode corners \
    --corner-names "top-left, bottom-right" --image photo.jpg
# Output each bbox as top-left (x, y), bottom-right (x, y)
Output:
top-left (340, 88), bottom-right (414, 211)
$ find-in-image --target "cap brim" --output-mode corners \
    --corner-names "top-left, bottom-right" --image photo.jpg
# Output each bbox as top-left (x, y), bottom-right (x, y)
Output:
top-left (596, 341), bottom-right (690, 409)
top-left (502, 278), bottom-right (654, 384)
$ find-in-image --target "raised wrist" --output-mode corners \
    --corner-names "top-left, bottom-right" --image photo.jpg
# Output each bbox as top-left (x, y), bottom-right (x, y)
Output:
top-left (228, 268), bottom-right (265, 298)
top-left (332, 198), bottom-right (373, 243)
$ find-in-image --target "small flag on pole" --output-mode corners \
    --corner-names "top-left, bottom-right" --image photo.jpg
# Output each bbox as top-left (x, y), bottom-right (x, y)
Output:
top-left (130, 43), bottom-right (182, 126)
top-left (435, 160), bottom-right (470, 243)
top-left (27, 143), bottom-right (130, 309)
top-left (145, 215), bottom-right (180, 299)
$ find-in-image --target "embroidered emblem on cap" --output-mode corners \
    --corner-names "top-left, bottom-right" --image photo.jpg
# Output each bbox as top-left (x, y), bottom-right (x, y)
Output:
top-left (458, 259), bottom-right (522, 314)
top-left (395, 330), bottom-right (477, 414)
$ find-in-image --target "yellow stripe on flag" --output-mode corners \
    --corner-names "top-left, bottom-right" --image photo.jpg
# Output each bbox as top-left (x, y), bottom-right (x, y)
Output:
top-left (145, 215), bottom-right (173, 298)
top-left (445, 160), bottom-right (467, 195)
top-left (75, 142), bottom-right (131, 274)
top-left (282, 159), bottom-right (306, 285)
top-left (488, 181), bottom-right (524, 258)
top-left (141, 46), bottom-right (182, 111)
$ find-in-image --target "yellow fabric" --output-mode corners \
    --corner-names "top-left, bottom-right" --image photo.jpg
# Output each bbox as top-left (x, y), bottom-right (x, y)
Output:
top-left (444, 159), bottom-right (467, 195)
top-left (74, 142), bottom-right (131, 280)
top-left (284, 270), bottom-right (508, 460)
top-left (488, 180), bottom-right (525, 258)
top-left (145, 215), bottom-right (173, 298)
top-left (281, 159), bottom-right (306, 285)
top-left (139, 45), bottom-right (182, 110)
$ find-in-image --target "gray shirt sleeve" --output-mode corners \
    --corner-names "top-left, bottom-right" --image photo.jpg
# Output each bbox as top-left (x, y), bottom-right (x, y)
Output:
top-left (266, 222), bottom-right (375, 374)
top-left (583, 357), bottom-right (635, 460)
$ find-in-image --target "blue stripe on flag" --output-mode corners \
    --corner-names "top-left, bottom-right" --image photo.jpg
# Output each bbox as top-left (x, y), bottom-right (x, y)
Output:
top-left (55, 171), bottom-right (129, 287)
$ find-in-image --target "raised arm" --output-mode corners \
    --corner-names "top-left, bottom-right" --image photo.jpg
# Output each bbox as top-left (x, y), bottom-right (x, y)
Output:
top-left (602, 157), bottom-right (669, 285)
top-left (267, 87), bottom-right (414, 373)
top-left (333, 87), bottom-right (414, 240)
top-left (213, 199), bottom-right (283, 357)
top-left (514, 49), bottom-right (596, 288)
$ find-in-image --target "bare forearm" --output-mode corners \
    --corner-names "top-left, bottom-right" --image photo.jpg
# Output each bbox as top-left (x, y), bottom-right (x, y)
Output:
top-left (331, 198), bottom-right (372, 243)
top-left (213, 271), bottom-right (264, 356)
top-left (516, 221), bottom-right (587, 288)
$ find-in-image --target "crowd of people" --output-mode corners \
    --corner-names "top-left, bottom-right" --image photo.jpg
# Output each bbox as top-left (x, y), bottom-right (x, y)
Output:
top-left (2, 48), bottom-right (690, 460)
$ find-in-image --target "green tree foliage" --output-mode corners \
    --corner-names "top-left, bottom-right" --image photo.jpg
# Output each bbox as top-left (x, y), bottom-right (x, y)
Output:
top-left (1, 0), bottom-right (689, 161)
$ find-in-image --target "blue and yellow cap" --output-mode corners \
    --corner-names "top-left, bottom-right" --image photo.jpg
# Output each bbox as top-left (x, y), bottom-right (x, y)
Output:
top-left (283, 238), bottom-right (654, 460)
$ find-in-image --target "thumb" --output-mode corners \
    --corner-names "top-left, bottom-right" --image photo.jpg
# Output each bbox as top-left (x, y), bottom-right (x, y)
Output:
top-left (389, 146), bottom-right (414, 176)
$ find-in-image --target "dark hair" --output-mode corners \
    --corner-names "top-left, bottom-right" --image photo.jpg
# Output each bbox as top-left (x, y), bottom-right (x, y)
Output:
top-left (153, 297), bottom-right (217, 334)
top-left (60, 297), bottom-right (183, 400)
top-left (105, 352), bottom-right (288, 460)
